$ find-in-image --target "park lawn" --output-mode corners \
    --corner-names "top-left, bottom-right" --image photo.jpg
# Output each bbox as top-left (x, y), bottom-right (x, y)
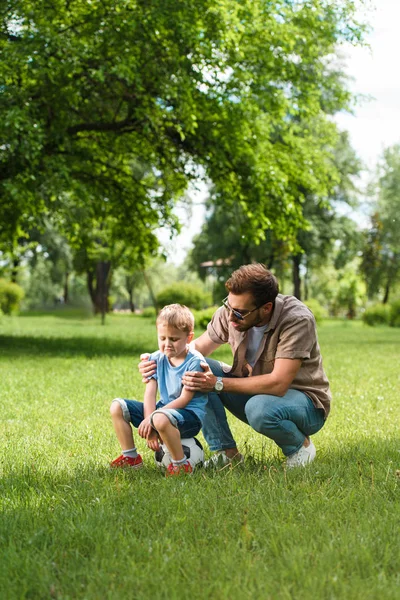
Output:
top-left (0, 314), bottom-right (399, 600)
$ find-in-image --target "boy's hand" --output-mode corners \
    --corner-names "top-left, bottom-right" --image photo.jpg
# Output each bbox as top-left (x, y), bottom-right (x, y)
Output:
top-left (138, 353), bottom-right (157, 383)
top-left (138, 416), bottom-right (153, 439)
top-left (146, 429), bottom-right (160, 451)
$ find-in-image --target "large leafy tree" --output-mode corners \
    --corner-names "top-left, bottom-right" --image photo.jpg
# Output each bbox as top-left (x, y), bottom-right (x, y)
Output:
top-left (190, 133), bottom-right (363, 300)
top-left (291, 132), bottom-right (362, 299)
top-left (1, 0), bottom-right (365, 289)
top-left (361, 145), bottom-right (400, 303)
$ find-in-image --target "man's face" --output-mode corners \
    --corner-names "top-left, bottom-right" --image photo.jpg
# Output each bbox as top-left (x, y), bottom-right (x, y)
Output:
top-left (224, 292), bottom-right (272, 332)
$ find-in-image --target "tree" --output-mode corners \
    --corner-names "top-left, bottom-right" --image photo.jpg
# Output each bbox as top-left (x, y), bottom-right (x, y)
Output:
top-left (361, 145), bottom-right (400, 303)
top-left (189, 198), bottom-right (291, 301)
top-left (1, 0), bottom-right (366, 259)
top-left (190, 132), bottom-right (363, 300)
top-left (291, 132), bottom-right (362, 300)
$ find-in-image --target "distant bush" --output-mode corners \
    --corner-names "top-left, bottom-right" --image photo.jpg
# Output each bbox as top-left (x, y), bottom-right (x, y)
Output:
top-left (192, 307), bottom-right (218, 330)
top-left (0, 307), bottom-right (3, 323)
top-left (362, 303), bottom-right (390, 326)
top-left (156, 283), bottom-right (211, 311)
top-left (303, 298), bottom-right (328, 324)
top-left (0, 279), bottom-right (25, 314)
top-left (141, 306), bottom-right (156, 319)
top-left (389, 300), bottom-right (400, 327)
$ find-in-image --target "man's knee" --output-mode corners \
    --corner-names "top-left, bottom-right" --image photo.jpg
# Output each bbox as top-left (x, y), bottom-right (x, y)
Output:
top-left (245, 395), bottom-right (277, 433)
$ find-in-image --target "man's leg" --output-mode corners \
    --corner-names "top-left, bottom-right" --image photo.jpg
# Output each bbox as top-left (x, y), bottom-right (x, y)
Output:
top-left (244, 389), bottom-right (325, 457)
top-left (203, 358), bottom-right (251, 455)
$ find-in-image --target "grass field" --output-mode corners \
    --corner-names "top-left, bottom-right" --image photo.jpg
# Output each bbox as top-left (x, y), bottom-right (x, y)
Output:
top-left (1, 313), bottom-right (399, 599)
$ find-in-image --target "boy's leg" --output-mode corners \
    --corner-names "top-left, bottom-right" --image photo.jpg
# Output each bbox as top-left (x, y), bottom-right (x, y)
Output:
top-left (150, 407), bottom-right (201, 460)
top-left (151, 412), bottom-right (184, 461)
top-left (110, 398), bottom-right (145, 468)
top-left (110, 399), bottom-right (136, 450)
top-left (151, 409), bottom-right (201, 476)
top-left (244, 390), bottom-right (325, 457)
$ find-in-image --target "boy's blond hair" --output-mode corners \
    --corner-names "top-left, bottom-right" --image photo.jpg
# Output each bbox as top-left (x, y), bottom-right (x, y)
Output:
top-left (156, 304), bottom-right (194, 334)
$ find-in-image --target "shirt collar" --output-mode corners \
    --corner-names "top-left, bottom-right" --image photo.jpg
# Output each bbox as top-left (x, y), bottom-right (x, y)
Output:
top-left (268, 294), bottom-right (284, 331)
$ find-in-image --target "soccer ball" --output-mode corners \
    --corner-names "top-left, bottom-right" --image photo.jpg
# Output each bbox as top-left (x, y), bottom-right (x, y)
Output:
top-left (154, 438), bottom-right (204, 470)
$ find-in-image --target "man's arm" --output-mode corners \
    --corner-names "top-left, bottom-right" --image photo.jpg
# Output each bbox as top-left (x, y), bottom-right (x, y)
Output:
top-left (190, 330), bottom-right (222, 357)
top-left (183, 357), bottom-right (302, 398)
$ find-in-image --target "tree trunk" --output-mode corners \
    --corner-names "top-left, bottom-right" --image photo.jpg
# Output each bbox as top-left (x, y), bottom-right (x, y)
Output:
top-left (304, 260), bottom-right (309, 301)
top-left (87, 262), bottom-right (112, 322)
top-left (87, 270), bottom-right (96, 307)
top-left (11, 258), bottom-right (19, 283)
top-left (95, 261), bottom-right (112, 324)
top-left (292, 255), bottom-right (302, 300)
top-left (142, 270), bottom-right (158, 312)
top-left (63, 271), bottom-right (70, 304)
top-left (125, 276), bottom-right (135, 313)
top-left (382, 280), bottom-right (390, 305)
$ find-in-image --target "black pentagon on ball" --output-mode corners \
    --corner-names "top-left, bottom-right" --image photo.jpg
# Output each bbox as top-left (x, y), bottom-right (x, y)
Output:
top-left (154, 447), bottom-right (165, 463)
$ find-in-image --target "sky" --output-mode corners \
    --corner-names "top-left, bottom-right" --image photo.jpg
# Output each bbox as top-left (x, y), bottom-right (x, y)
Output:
top-left (161, 0), bottom-right (400, 265)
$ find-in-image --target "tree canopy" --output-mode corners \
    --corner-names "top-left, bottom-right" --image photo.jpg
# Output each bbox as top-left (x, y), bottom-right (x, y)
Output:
top-left (1, 0), bottom-right (365, 250)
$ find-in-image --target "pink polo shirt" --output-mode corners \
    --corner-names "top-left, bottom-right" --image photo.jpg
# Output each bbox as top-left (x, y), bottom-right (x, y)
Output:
top-left (207, 294), bottom-right (331, 418)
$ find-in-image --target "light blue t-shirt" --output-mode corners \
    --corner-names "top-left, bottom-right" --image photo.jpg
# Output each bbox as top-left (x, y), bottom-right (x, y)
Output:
top-left (149, 348), bottom-right (208, 423)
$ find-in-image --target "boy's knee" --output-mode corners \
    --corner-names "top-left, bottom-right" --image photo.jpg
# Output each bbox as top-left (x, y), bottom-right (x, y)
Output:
top-left (110, 399), bottom-right (123, 417)
top-left (151, 412), bottom-right (171, 431)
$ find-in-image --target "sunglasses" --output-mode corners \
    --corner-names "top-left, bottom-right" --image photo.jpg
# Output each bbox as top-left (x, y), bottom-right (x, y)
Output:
top-left (222, 297), bottom-right (263, 321)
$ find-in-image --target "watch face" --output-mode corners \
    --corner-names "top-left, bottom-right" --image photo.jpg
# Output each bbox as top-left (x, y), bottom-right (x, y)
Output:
top-left (215, 379), bottom-right (223, 391)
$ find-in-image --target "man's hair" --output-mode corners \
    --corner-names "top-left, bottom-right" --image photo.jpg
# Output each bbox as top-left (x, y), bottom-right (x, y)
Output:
top-left (156, 304), bottom-right (194, 333)
top-left (225, 263), bottom-right (279, 306)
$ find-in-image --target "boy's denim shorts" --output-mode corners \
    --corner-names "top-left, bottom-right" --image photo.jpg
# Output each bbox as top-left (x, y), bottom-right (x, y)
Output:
top-left (112, 398), bottom-right (202, 438)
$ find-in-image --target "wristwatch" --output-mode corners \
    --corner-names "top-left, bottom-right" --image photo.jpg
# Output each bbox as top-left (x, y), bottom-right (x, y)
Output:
top-left (214, 376), bottom-right (224, 392)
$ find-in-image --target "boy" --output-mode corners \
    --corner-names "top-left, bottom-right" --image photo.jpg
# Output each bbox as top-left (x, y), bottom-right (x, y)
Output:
top-left (110, 304), bottom-right (207, 476)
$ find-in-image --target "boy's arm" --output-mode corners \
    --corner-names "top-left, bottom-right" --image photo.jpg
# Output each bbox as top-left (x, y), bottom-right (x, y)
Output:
top-left (143, 378), bottom-right (158, 417)
top-left (138, 378), bottom-right (158, 439)
top-left (166, 386), bottom-right (196, 411)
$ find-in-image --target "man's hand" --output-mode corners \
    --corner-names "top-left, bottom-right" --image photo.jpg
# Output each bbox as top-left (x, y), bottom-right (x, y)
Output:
top-left (138, 353), bottom-right (156, 383)
top-left (138, 416), bottom-right (153, 439)
top-left (182, 362), bottom-right (217, 393)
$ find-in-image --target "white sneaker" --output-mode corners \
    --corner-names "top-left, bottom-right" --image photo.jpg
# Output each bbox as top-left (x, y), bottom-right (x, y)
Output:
top-left (286, 441), bottom-right (316, 468)
top-left (204, 450), bottom-right (244, 469)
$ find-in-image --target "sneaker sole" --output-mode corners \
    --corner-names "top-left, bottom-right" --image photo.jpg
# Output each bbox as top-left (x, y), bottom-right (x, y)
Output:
top-left (110, 461), bottom-right (144, 469)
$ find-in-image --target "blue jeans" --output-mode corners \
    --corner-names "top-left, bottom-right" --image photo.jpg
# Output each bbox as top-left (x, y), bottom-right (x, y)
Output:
top-left (204, 359), bottom-right (325, 457)
top-left (115, 398), bottom-right (202, 438)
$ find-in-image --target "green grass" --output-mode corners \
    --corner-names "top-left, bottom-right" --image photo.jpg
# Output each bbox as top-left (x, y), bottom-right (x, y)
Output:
top-left (1, 315), bottom-right (399, 599)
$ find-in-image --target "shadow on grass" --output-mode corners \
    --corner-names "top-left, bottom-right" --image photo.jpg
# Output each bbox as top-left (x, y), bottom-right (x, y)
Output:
top-left (20, 308), bottom-right (94, 320)
top-left (0, 334), bottom-right (145, 358)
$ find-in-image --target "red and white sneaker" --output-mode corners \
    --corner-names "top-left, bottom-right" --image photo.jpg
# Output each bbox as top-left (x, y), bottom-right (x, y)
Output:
top-left (110, 454), bottom-right (143, 469)
top-left (165, 461), bottom-right (193, 477)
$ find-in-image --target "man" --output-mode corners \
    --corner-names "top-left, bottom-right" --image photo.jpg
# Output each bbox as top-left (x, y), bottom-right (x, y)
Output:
top-left (140, 264), bottom-right (330, 468)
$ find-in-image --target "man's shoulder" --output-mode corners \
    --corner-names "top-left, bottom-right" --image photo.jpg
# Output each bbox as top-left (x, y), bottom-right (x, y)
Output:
top-left (277, 294), bottom-right (314, 320)
top-left (270, 294), bottom-right (315, 334)
top-left (207, 305), bottom-right (233, 344)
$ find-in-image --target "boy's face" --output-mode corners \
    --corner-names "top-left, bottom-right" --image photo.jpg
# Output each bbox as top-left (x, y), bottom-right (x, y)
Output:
top-left (157, 322), bottom-right (193, 361)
